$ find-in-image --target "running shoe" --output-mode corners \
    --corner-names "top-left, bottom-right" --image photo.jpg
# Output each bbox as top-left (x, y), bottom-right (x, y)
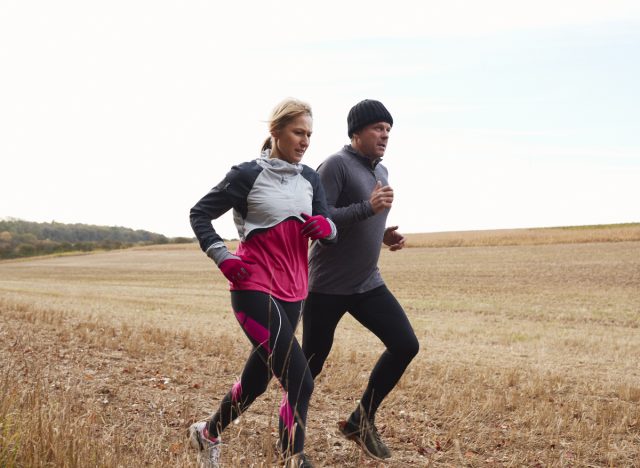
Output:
top-left (188, 421), bottom-right (221, 468)
top-left (338, 413), bottom-right (391, 460)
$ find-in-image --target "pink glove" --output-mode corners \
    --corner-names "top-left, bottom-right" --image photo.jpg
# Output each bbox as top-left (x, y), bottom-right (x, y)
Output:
top-left (301, 213), bottom-right (333, 240)
top-left (219, 256), bottom-right (254, 284)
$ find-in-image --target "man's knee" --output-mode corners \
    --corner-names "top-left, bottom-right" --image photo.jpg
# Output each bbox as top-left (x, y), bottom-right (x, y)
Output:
top-left (306, 353), bottom-right (326, 380)
top-left (393, 333), bottom-right (419, 363)
top-left (406, 335), bottom-right (420, 360)
top-left (302, 371), bottom-right (314, 397)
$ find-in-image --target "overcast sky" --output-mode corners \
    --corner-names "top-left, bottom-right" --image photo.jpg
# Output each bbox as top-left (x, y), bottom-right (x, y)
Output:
top-left (2, 1), bottom-right (639, 239)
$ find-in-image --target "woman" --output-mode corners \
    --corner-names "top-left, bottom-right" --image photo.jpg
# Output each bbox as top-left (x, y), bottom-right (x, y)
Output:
top-left (188, 98), bottom-right (335, 468)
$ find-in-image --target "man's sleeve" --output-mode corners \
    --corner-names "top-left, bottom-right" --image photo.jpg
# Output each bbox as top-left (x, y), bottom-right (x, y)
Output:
top-left (318, 157), bottom-right (374, 227)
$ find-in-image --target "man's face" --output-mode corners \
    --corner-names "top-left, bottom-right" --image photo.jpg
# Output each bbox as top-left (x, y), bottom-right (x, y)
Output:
top-left (352, 121), bottom-right (392, 160)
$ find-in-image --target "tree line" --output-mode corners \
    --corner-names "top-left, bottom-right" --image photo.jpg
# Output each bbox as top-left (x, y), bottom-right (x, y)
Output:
top-left (0, 218), bottom-right (193, 260)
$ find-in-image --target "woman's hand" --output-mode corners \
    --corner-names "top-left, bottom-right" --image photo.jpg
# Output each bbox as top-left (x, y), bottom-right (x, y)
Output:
top-left (301, 213), bottom-right (334, 240)
top-left (219, 255), bottom-right (254, 283)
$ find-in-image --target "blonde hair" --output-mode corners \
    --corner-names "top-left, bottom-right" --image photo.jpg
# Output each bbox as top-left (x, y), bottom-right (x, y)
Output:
top-left (261, 98), bottom-right (313, 152)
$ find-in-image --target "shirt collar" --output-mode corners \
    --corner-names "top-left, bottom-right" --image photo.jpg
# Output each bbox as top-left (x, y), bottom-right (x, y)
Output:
top-left (344, 144), bottom-right (382, 168)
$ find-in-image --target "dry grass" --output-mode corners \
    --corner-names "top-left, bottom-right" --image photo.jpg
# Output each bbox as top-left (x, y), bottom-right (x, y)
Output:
top-left (1, 225), bottom-right (639, 467)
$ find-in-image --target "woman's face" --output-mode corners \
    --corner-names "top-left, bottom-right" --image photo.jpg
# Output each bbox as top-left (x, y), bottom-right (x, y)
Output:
top-left (272, 114), bottom-right (313, 164)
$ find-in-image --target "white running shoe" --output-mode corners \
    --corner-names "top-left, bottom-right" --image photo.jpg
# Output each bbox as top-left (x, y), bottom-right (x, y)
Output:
top-left (188, 421), bottom-right (221, 468)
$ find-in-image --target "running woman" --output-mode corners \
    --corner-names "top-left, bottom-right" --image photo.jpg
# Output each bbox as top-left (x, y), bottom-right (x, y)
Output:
top-left (302, 99), bottom-right (419, 461)
top-left (188, 98), bottom-right (336, 468)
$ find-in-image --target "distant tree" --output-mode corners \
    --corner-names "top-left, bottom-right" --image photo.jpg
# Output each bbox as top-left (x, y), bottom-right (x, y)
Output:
top-left (0, 218), bottom-right (180, 260)
top-left (170, 237), bottom-right (194, 244)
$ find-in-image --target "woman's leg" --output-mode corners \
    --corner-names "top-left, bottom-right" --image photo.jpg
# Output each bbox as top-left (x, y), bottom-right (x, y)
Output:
top-left (207, 291), bottom-right (313, 456)
top-left (206, 346), bottom-right (271, 438)
top-left (264, 296), bottom-right (314, 457)
top-left (206, 291), bottom-right (276, 438)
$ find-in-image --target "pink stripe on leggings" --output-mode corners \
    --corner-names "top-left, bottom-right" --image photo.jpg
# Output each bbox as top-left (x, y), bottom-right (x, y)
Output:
top-left (235, 310), bottom-right (271, 353)
top-left (279, 392), bottom-right (295, 436)
top-left (231, 380), bottom-right (242, 403)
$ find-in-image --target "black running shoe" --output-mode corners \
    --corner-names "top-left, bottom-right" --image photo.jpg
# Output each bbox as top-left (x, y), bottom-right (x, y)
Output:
top-left (338, 413), bottom-right (391, 460)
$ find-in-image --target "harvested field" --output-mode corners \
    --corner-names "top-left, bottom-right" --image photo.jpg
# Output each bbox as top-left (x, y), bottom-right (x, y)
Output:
top-left (1, 227), bottom-right (639, 467)
top-left (404, 223), bottom-right (640, 248)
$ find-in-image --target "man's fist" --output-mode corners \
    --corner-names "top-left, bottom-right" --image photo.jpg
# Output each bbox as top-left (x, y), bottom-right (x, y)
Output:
top-left (370, 180), bottom-right (394, 214)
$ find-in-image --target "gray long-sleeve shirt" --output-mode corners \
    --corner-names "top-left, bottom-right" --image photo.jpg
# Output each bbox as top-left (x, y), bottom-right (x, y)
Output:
top-left (308, 145), bottom-right (390, 294)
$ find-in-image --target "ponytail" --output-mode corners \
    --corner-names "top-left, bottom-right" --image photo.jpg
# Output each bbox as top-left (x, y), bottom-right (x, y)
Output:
top-left (261, 136), bottom-right (272, 152)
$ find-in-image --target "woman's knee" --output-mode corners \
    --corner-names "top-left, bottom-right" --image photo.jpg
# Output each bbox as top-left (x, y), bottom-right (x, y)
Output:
top-left (242, 375), bottom-right (270, 401)
top-left (286, 370), bottom-right (314, 407)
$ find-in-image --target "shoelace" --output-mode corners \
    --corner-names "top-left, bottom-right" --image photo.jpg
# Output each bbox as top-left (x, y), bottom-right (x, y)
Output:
top-left (200, 427), bottom-right (221, 463)
top-left (205, 443), bottom-right (220, 464)
top-left (209, 450), bottom-right (220, 463)
top-left (370, 424), bottom-right (383, 445)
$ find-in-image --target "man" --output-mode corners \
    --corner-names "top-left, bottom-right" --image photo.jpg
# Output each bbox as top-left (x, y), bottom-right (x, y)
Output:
top-left (302, 99), bottom-right (419, 461)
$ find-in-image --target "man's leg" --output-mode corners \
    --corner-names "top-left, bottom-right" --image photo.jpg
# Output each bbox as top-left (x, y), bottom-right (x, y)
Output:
top-left (350, 285), bottom-right (419, 420)
top-left (301, 292), bottom-right (348, 379)
top-left (341, 285), bottom-right (419, 460)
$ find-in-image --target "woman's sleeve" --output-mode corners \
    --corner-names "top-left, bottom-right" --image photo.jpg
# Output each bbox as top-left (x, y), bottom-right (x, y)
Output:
top-left (308, 169), bottom-right (338, 244)
top-left (189, 161), bottom-right (258, 253)
top-left (189, 176), bottom-right (235, 253)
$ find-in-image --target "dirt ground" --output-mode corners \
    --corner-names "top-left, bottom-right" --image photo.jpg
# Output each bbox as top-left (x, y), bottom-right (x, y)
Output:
top-left (1, 239), bottom-right (639, 466)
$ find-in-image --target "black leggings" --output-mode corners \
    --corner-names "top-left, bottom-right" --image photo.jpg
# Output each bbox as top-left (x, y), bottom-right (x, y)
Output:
top-left (302, 285), bottom-right (419, 422)
top-left (207, 290), bottom-right (313, 455)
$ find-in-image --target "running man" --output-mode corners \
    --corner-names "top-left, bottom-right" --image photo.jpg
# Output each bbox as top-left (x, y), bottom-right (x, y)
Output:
top-left (302, 99), bottom-right (419, 461)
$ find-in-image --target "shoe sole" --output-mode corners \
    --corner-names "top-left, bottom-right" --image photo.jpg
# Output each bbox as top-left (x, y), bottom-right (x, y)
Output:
top-left (188, 423), bottom-right (222, 468)
top-left (337, 420), bottom-right (390, 461)
top-left (188, 423), bottom-right (205, 451)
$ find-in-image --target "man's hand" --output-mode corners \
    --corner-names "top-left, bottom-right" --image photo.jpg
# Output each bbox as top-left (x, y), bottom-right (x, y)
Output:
top-left (383, 225), bottom-right (405, 251)
top-left (369, 180), bottom-right (394, 214)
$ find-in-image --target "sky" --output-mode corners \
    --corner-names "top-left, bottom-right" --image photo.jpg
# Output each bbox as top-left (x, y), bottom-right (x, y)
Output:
top-left (1, 0), bottom-right (639, 239)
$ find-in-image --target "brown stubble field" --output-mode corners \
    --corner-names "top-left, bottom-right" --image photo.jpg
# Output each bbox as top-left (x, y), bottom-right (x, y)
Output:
top-left (1, 227), bottom-right (639, 467)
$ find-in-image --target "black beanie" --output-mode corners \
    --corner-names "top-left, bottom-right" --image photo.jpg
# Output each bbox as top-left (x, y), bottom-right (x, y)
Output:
top-left (347, 99), bottom-right (393, 137)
